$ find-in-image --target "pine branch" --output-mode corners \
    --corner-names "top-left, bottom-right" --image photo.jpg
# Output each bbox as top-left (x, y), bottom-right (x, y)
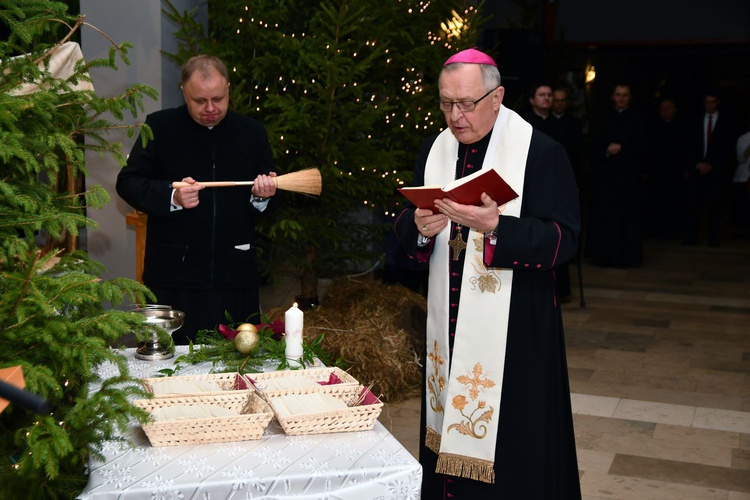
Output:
top-left (0, 3), bottom-right (160, 494)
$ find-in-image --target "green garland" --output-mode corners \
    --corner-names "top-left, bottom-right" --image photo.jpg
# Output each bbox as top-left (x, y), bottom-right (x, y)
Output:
top-left (162, 317), bottom-right (345, 376)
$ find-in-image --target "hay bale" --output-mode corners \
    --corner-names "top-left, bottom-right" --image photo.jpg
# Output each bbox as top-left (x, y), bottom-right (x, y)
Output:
top-left (304, 278), bottom-right (426, 403)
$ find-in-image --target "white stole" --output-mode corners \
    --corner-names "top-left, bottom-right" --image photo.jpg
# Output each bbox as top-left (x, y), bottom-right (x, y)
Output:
top-left (424, 106), bottom-right (532, 483)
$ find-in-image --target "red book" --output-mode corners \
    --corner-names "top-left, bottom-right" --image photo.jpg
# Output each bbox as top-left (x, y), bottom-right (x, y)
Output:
top-left (398, 168), bottom-right (518, 212)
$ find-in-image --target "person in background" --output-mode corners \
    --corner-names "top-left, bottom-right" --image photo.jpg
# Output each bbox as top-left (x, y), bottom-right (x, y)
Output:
top-left (521, 82), bottom-right (561, 140)
top-left (731, 121), bottom-right (750, 239)
top-left (550, 84), bottom-right (586, 302)
top-left (586, 83), bottom-right (646, 267)
top-left (522, 82), bottom-right (573, 302)
top-left (683, 90), bottom-right (735, 247)
top-left (642, 96), bottom-right (689, 239)
top-left (394, 48), bottom-right (581, 499)
top-left (552, 85), bottom-right (585, 184)
top-left (117, 55), bottom-right (279, 344)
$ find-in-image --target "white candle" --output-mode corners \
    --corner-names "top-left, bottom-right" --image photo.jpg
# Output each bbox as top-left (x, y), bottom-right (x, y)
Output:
top-left (284, 302), bottom-right (304, 367)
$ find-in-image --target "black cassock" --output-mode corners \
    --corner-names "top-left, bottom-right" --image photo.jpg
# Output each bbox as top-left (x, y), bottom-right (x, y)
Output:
top-left (117, 106), bottom-right (278, 343)
top-left (587, 105), bottom-right (647, 267)
top-left (395, 129), bottom-right (581, 499)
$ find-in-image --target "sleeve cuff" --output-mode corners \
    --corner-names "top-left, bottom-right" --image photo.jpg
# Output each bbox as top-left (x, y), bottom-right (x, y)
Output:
top-left (170, 188), bottom-right (183, 212)
top-left (250, 196), bottom-right (271, 212)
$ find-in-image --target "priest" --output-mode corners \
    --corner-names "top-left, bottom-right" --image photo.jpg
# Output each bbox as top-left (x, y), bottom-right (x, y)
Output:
top-left (117, 55), bottom-right (279, 344)
top-left (394, 48), bottom-right (581, 498)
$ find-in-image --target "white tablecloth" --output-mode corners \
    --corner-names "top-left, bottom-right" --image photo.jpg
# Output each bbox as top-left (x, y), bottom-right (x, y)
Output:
top-left (78, 347), bottom-right (422, 499)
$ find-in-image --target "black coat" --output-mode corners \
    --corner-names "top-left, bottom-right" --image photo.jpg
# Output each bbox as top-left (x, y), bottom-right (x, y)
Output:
top-left (687, 112), bottom-right (735, 181)
top-left (116, 106), bottom-right (277, 290)
top-left (554, 112), bottom-right (585, 182)
top-left (586, 105), bottom-right (647, 265)
top-left (642, 116), bottom-right (690, 237)
top-left (395, 130), bottom-right (581, 499)
top-left (521, 109), bottom-right (563, 143)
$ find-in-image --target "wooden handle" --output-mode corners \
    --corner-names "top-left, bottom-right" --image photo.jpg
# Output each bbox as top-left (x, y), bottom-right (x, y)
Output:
top-left (171, 181), bottom-right (255, 189)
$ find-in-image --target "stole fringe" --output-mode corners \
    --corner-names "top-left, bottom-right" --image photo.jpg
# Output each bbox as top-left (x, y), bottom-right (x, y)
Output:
top-left (435, 452), bottom-right (496, 484)
top-left (425, 427), bottom-right (441, 455)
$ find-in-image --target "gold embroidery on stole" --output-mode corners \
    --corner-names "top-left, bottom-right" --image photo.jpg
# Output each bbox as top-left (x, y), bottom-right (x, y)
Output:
top-left (446, 363), bottom-right (496, 439)
top-left (427, 340), bottom-right (445, 413)
top-left (469, 254), bottom-right (499, 293)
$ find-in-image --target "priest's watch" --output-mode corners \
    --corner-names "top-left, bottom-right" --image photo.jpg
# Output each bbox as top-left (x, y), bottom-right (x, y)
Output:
top-left (485, 226), bottom-right (498, 244)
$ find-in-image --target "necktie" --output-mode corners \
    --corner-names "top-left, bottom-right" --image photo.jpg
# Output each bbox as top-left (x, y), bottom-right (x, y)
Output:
top-left (707, 113), bottom-right (713, 145)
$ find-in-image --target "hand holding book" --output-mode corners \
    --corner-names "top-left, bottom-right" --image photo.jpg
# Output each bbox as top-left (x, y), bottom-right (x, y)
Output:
top-left (398, 168), bottom-right (518, 212)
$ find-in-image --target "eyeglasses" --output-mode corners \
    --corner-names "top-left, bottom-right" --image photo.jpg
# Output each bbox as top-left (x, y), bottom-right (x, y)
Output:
top-left (439, 87), bottom-right (497, 113)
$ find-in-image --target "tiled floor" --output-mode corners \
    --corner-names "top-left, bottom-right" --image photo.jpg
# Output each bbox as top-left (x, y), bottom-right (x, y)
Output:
top-left (259, 237), bottom-right (750, 499)
top-left (564, 239), bottom-right (750, 499)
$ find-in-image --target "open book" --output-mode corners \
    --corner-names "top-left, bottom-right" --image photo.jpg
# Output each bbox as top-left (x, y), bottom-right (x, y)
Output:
top-left (398, 168), bottom-right (518, 212)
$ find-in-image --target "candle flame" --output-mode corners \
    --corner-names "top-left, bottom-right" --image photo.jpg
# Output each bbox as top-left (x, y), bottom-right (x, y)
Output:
top-left (293, 302), bottom-right (298, 308)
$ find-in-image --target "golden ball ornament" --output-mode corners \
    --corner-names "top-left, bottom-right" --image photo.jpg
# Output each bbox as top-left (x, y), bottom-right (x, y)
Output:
top-left (236, 323), bottom-right (259, 334)
top-left (234, 328), bottom-right (260, 355)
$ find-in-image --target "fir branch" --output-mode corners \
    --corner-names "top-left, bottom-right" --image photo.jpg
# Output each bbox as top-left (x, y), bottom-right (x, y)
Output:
top-left (0, 4), bottom-right (164, 494)
top-left (174, 320), bottom-right (341, 375)
top-left (30, 15), bottom-right (85, 66)
top-left (25, 416), bottom-right (75, 478)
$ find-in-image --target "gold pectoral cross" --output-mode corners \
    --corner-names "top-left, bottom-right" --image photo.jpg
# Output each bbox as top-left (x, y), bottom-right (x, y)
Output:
top-left (448, 227), bottom-right (467, 261)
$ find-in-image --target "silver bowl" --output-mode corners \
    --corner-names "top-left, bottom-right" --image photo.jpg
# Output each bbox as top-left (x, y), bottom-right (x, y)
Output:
top-left (129, 305), bottom-right (185, 361)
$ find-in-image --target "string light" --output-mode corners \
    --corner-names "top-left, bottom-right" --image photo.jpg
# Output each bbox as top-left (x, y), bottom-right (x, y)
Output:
top-left (232, 2), bottom-right (478, 202)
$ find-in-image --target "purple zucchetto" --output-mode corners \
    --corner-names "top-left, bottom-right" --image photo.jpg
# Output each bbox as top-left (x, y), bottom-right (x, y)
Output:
top-left (443, 48), bottom-right (497, 67)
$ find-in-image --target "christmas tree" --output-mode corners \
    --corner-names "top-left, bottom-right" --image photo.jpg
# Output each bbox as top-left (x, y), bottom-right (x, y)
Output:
top-left (164, 0), bottom-right (486, 304)
top-left (0, 1), bottom-right (159, 496)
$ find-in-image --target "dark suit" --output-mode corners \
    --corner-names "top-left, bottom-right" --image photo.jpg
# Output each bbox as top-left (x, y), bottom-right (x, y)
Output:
top-left (117, 106), bottom-right (278, 342)
top-left (685, 112), bottom-right (735, 245)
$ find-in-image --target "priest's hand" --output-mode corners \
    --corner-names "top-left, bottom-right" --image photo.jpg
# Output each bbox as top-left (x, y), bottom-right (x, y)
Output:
top-left (436, 192), bottom-right (503, 233)
top-left (415, 208), bottom-right (448, 237)
top-left (606, 142), bottom-right (622, 156)
top-left (252, 172), bottom-right (278, 198)
top-left (696, 162), bottom-right (713, 175)
top-left (173, 177), bottom-right (204, 209)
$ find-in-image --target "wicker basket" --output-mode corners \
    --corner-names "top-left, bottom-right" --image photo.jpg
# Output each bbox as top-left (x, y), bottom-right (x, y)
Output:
top-left (140, 372), bottom-right (253, 397)
top-left (270, 385), bottom-right (383, 436)
top-left (133, 393), bottom-right (273, 447)
top-left (246, 367), bottom-right (359, 398)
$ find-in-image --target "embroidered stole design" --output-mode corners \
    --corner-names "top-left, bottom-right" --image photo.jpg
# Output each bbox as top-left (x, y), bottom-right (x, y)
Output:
top-left (424, 106), bottom-right (532, 483)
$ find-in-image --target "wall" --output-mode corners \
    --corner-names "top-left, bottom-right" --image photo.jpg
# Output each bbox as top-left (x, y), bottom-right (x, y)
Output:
top-left (79, 0), bottom-right (206, 283)
top-left (555, 0), bottom-right (750, 44)
top-left (479, 1), bottom-right (750, 123)
top-left (479, 0), bottom-right (750, 44)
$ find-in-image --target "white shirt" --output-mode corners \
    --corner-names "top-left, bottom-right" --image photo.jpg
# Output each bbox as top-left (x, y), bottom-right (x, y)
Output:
top-left (733, 130), bottom-right (750, 183)
top-left (704, 112), bottom-right (718, 156)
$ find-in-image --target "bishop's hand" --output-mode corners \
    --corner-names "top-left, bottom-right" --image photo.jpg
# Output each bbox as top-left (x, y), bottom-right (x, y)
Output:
top-left (414, 208), bottom-right (448, 237)
top-left (435, 192), bottom-right (502, 233)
